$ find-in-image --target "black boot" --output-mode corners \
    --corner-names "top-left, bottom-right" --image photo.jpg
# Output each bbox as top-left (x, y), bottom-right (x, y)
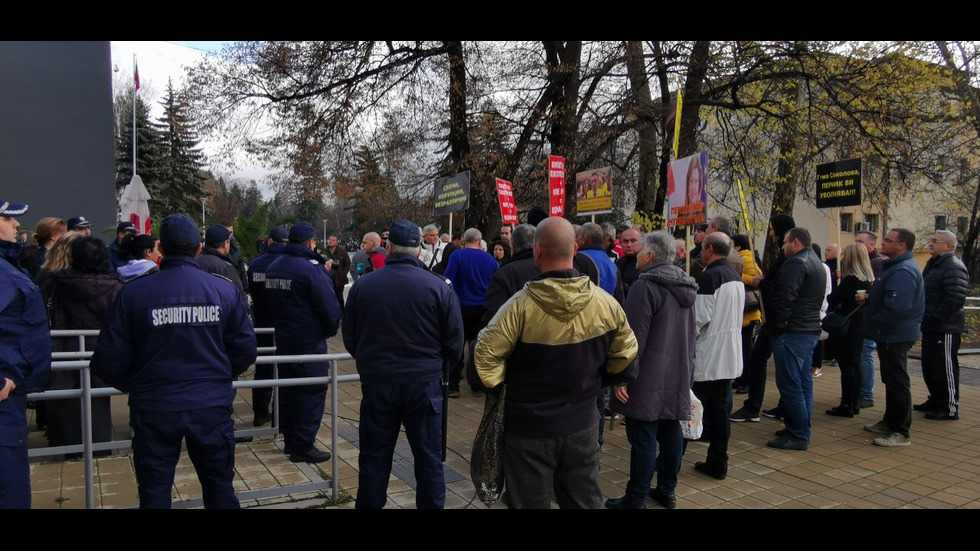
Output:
top-left (826, 403), bottom-right (854, 418)
top-left (851, 398), bottom-right (860, 416)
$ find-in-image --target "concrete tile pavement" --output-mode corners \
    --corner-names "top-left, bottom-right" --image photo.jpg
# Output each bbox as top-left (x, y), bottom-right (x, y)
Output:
top-left (26, 335), bottom-right (980, 509)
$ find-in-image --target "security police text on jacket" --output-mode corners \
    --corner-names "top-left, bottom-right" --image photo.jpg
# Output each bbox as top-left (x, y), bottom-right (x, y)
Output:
top-left (264, 222), bottom-right (343, 372)
top-left (91, 216), bottom-right (257, 412)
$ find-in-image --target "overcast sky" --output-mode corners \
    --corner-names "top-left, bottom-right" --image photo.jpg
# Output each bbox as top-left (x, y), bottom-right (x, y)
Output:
top-left (110, 41), bottom-right (274, 197)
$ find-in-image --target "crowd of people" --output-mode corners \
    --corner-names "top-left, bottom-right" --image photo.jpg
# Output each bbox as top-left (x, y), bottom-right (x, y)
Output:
top-left (0, 195), bottom-right (971, 509)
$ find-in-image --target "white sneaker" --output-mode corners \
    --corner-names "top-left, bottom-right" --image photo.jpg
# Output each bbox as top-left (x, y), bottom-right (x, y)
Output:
top-left (873, 432), bottom-right (911, 447)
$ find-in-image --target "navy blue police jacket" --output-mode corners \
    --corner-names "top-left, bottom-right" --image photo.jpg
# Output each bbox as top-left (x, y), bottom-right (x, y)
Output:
top-left (247, 241), bottom-right (286, 330)
top-left (90, 254), bottom-right (257, 412)
top-left (264, 243), bottom-right (342, 373)
top-left (342, 253), bottom-right (464, 385)
top-left (0, 240), bottom-right (51, 444)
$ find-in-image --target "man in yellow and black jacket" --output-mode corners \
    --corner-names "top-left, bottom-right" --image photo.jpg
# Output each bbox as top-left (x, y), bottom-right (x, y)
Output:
top-left (475, 216), bottom-right (637, 509)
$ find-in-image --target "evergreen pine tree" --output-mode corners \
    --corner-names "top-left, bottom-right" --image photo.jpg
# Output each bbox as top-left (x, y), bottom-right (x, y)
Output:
top-left (153, 79), bottom-right (209, 218)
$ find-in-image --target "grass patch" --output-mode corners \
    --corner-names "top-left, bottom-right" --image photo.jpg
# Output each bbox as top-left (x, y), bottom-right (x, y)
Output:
top-left (319, 487), bottom-right (354, 507)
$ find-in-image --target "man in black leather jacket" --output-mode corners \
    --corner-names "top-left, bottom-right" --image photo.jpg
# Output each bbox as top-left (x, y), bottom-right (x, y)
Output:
top-left (764, 227), bottom-right (826, 451)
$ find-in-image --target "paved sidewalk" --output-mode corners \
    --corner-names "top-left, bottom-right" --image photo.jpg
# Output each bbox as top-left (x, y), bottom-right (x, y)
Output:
top-left (27, 336), bottom-right (980, 509)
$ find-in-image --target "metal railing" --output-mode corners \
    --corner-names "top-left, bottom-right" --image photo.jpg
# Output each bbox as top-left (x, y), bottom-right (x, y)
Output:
top-left (30, 328), bottom-right (356, 509)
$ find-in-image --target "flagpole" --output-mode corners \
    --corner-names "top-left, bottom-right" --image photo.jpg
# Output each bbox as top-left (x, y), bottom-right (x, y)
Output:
top-left (132, 54), bottom-right (138, 178)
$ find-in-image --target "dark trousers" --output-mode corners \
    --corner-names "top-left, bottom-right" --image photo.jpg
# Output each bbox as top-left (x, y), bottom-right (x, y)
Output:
top-left (278, 363), bottom-right (328, 454)
top-left (130, 406), bottom-right (240, 509)
top-left (46, 396), bottom-right (113, 456)
top-left (0, 395), bottom-right (31, 509)
top-left (732, 321), bottom-right (759, 389)
top-left (333, 285), bottom-right (346, 312)
top-left (692, 379), bottom-right (733, 472)
top-left (449, 306), bottom-right (485, 392)
top-left (503, 424), bottom-right (601, 509)
top-left (832, 334), bottom-right (864, 405)
top-left (355, 379), bottom-right (445, 509)
top-left (811, 338), bottom-right (824, 367)
top-left (742, 325), bottom-right (773, 414)
top-left (623, 417), bottom-right (684, 501)
top-left (252, 331), bottom-right (275, 418)
top-left (920, 333), bottom-right (960, 416)
top-left (877, 341), bottom-right (913, 438)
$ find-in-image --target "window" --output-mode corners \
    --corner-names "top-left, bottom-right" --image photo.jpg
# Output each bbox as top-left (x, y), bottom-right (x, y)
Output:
top-left (934, 215), bottom-right (947, 231)
top-left (957, 216), bottom-right (968, 237)
top-left (864, 213), bottom-right (879, 233)
top-left (840, 212), bottom-right (853, 233)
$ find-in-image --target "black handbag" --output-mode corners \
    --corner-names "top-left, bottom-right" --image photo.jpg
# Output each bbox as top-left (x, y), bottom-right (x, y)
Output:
top-left (821, 305), bottom-right (861, 336)
top-left (470, 384), bottom-right (506, 507)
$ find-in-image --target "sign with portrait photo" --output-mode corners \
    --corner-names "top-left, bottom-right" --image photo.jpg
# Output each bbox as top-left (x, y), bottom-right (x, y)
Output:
top-left (667, 151), bottom-right (708, 227)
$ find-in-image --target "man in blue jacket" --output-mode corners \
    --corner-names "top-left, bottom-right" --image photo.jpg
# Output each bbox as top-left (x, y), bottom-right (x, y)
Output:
top-left (860, 227), bottom-right (925, 447)
top-left (444, 227), bottom-right (498, 397)
top-left (0, 197), bottom-right (51, 509)
top-left (343, 219), bottom-right (464, 508)
top-left (265, 222), bottom-right (342, 463)
top-left (247, 225), bottom-right (288, 427)
top-left (91, 213), bottom-right (257, 508)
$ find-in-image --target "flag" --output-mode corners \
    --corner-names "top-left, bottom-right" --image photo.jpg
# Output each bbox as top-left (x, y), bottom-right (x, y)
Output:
top-left (134, 60), bottom-right (140, 91)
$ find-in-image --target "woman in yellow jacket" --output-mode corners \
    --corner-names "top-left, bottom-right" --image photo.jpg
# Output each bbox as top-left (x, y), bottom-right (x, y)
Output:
top-left (731, 234), bottom-right (762, 394)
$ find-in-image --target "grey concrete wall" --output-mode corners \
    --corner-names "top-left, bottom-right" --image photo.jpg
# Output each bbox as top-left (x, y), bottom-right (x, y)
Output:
top-left (0, 41), bottom-right (117, 244)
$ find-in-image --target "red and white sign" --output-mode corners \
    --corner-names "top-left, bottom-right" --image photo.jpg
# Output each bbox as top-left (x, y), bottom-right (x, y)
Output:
top-left (495, 178), bottom-right (519, 224)
top-left (548, 155), bottom-right (566, 217)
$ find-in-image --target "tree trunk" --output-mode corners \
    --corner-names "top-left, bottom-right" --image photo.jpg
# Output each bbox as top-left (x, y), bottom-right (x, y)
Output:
top-left (677, 41), bottom-right (710, 159)
top-left (544, 41), bottom-right (582, 219)
top-left (625, 41), bottom-right (660, 228)
top-left (936, 41), bottom-right (980, 286)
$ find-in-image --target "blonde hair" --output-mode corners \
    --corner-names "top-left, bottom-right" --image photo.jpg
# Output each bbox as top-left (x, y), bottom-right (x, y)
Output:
top-left (840, 243), bottom-right (874, 282)
top-left (34, 217), bottom-right (67, 248)
top-left (40, 230), bottom-right (81, 273)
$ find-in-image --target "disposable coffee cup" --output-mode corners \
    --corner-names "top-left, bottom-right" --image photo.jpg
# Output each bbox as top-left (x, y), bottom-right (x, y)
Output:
top-left (856, 290), bottom-right (867, 299)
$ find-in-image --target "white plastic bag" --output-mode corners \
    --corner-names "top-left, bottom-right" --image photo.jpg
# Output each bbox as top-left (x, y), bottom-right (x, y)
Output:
top-left (679, 389), bottom-right (704, 440)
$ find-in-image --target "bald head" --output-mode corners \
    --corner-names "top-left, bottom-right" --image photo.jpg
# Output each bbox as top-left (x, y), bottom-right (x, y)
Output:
top-left (362, 232), bottom-right (381, 252)
top-left (534, 217), bottom-right (577, 272)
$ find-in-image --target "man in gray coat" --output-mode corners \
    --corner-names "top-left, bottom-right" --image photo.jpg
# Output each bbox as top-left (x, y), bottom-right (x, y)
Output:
top-left (606, 231), bottom-right (697, 509)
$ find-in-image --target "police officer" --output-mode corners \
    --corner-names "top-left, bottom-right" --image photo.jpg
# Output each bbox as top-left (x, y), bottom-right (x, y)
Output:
top-left (342, 219), bottom-right (464, 509)
top-left (247, 225), bottom-right (288, 427)
top-left (0, 197), bottom-right (51, 509)
top-left (90, 213), bottom-right (257, 509)
top-left (66, 215), bottom-right (94, 236)
top-left (264, 221), bottom-right (342, 463)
